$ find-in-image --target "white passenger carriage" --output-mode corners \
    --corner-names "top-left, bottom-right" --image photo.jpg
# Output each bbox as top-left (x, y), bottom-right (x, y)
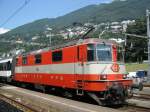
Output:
top-left (0, 58), bottom-right (12, 82)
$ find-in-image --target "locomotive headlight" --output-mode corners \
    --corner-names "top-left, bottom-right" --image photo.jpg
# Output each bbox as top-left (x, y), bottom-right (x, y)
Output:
top-left (100, 75), bottom-right (107, 80)
top-left (123, 74), bottom-right (127, 79)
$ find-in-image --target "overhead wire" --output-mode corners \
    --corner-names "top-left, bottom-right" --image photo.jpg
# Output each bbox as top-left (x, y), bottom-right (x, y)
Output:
top-left (0, 0), bottom-right (31, 27)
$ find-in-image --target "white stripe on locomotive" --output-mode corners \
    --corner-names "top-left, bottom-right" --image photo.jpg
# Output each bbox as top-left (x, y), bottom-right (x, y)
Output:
top-left (15, 62), bottom-right (126, 75)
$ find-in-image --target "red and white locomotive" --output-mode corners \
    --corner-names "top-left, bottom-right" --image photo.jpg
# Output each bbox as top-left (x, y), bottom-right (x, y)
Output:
top-left (4, 38), bottom-right (131, 105)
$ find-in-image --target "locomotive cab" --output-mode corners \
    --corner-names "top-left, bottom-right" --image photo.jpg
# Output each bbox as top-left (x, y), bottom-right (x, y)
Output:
top-left (76, 39), bottom-right (133, 105)
top-left (86, 42), bottom-right (126, 80)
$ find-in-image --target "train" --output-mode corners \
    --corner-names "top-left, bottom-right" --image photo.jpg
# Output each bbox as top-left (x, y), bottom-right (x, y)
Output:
top-left (0, 58), bottom-right (12, 82)
top-left (0, 38), bottom-right (133, 105)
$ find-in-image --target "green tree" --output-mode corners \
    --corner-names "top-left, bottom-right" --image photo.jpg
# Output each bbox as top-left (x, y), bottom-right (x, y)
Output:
top-left (125, 18), bottom-right (147, 63)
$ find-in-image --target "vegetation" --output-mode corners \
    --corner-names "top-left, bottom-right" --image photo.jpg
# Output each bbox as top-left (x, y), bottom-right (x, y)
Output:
top-left (125, 18), bottom-right (147, 63)
top-left (126, 63), bottom-right (149, 72)
top-left (0, 0), bottom-right (149, 59)
top-left (1, 0), bottom-right (150, 41)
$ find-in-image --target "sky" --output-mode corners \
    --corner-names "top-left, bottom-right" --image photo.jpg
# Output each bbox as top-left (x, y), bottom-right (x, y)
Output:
top-left (0, 0), bottom-right (112, 30)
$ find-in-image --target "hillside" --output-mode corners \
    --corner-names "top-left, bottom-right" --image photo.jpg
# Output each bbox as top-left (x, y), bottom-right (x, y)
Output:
top-left (1, 0), bottom-right (150, 41)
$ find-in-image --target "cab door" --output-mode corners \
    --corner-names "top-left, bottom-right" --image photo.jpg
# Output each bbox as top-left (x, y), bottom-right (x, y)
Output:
top-left (75, 45), bottom-right (87, 95)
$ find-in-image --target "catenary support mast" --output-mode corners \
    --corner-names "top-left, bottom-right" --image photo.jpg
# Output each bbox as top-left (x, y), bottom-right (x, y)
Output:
top-left (146, 9), bottom-right (150, 83)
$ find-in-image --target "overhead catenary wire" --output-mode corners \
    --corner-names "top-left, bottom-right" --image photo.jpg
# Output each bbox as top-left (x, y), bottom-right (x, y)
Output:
top-left (0, 0), bottom-right (31, 27)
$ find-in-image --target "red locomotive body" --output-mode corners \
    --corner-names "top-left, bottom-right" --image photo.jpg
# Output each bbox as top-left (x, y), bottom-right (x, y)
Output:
top-left (14, 38), bottom-right (132, 105)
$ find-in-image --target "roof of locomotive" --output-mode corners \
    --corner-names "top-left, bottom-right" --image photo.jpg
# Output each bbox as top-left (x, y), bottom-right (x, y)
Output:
top-left (81, 38), bottom-right (117, 45)
top-left (21, 38), bottom-right (117, 56)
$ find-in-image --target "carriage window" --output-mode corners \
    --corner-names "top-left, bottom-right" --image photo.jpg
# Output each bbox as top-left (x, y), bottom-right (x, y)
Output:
top-left (0, 63), bottom-right (5, 70)
top-left (52, 50), bottom-right (62, 62)
top-left (35, 54), bottom-right (41, 64)
top-left (7, 61), bottom-right (11, 70)
top-left (0, 63), bottom-right (3, 70)
top-left (4, 63), bottom-right (7, 70)
top-left (22, 57), bottom-right (27, 65)
top-left (96, 44), bottom-right (112, 61)
top-left (87, 44), bottom-right (95, 61)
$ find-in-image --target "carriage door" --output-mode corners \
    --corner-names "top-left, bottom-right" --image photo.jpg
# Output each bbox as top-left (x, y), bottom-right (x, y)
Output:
top-left (76, 45), bottom-right (86, 95)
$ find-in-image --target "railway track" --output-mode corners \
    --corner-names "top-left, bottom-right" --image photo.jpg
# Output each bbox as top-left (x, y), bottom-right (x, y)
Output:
top-left (0, 93), bottom-right (39, 112)
top-left (133, 93), bottom-right (150, 100)
top-left (123, 93), bottom-right (150, 112)
top-left (127, 103), bottom-right (150, 112)
top-left (0, 84), bottom-right (121, 112)
top-left (109, 101), bottom-right (150, 112)
top-left (0, 83), bottom-right (150, 112)
top-left (143, 83), bottom-right (150, 87)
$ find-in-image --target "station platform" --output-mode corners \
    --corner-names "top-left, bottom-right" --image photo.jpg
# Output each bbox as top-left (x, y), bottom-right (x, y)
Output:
top-left (0, 85), bottom-right (120, 112)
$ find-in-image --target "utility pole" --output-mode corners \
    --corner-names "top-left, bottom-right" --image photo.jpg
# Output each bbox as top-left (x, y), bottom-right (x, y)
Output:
top-left (147, 9), bottom-right (150, 60)
top-left (46, 27), bottom-right (52, 47)
top-left (146, 9), bottom-right (150, 83)
top-left (99, 23), bottom-right (109, 38)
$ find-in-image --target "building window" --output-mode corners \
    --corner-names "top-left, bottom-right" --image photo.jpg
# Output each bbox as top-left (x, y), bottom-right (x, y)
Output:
top-left (35, 54), bottom-right (41, 64)
top-left (22, 56), bottom-right (27, 65)
top-left (52, 50), bottom-right (62, 62)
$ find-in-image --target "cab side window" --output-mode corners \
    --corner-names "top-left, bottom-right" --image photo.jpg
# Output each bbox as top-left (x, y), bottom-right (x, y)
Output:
top-left (87, 44), bottom-right (95, 61)
top-left (52, 50), bottom-right (62, 62)
top-left (22, 56), bottom-right (27, 65)
top-left (35, 54), bottom-right (42, 64)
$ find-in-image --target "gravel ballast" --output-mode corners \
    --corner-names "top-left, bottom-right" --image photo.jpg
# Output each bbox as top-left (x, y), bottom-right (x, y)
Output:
top-left (0, 100), bottom-right (22, 112)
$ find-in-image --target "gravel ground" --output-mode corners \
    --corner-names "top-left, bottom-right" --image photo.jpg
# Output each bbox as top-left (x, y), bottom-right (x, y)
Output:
top-left (0, 100), bottom-right (22, 112)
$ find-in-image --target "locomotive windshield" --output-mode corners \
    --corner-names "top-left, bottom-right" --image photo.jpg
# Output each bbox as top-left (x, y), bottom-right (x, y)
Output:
top-left (96, 44), bottom-right (112, 61)
top-left (87, 44), bottom-right (112, 61)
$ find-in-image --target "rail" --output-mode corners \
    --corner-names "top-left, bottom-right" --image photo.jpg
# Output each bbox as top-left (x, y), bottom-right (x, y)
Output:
top-left (133, 93), bottom-right (150, 100)
top-left (0, 93), bottom-right (39, 112)
top-left (143, 83), bottom-right (150, 87)
top-left (127, 104), bottom-right (150, 112)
